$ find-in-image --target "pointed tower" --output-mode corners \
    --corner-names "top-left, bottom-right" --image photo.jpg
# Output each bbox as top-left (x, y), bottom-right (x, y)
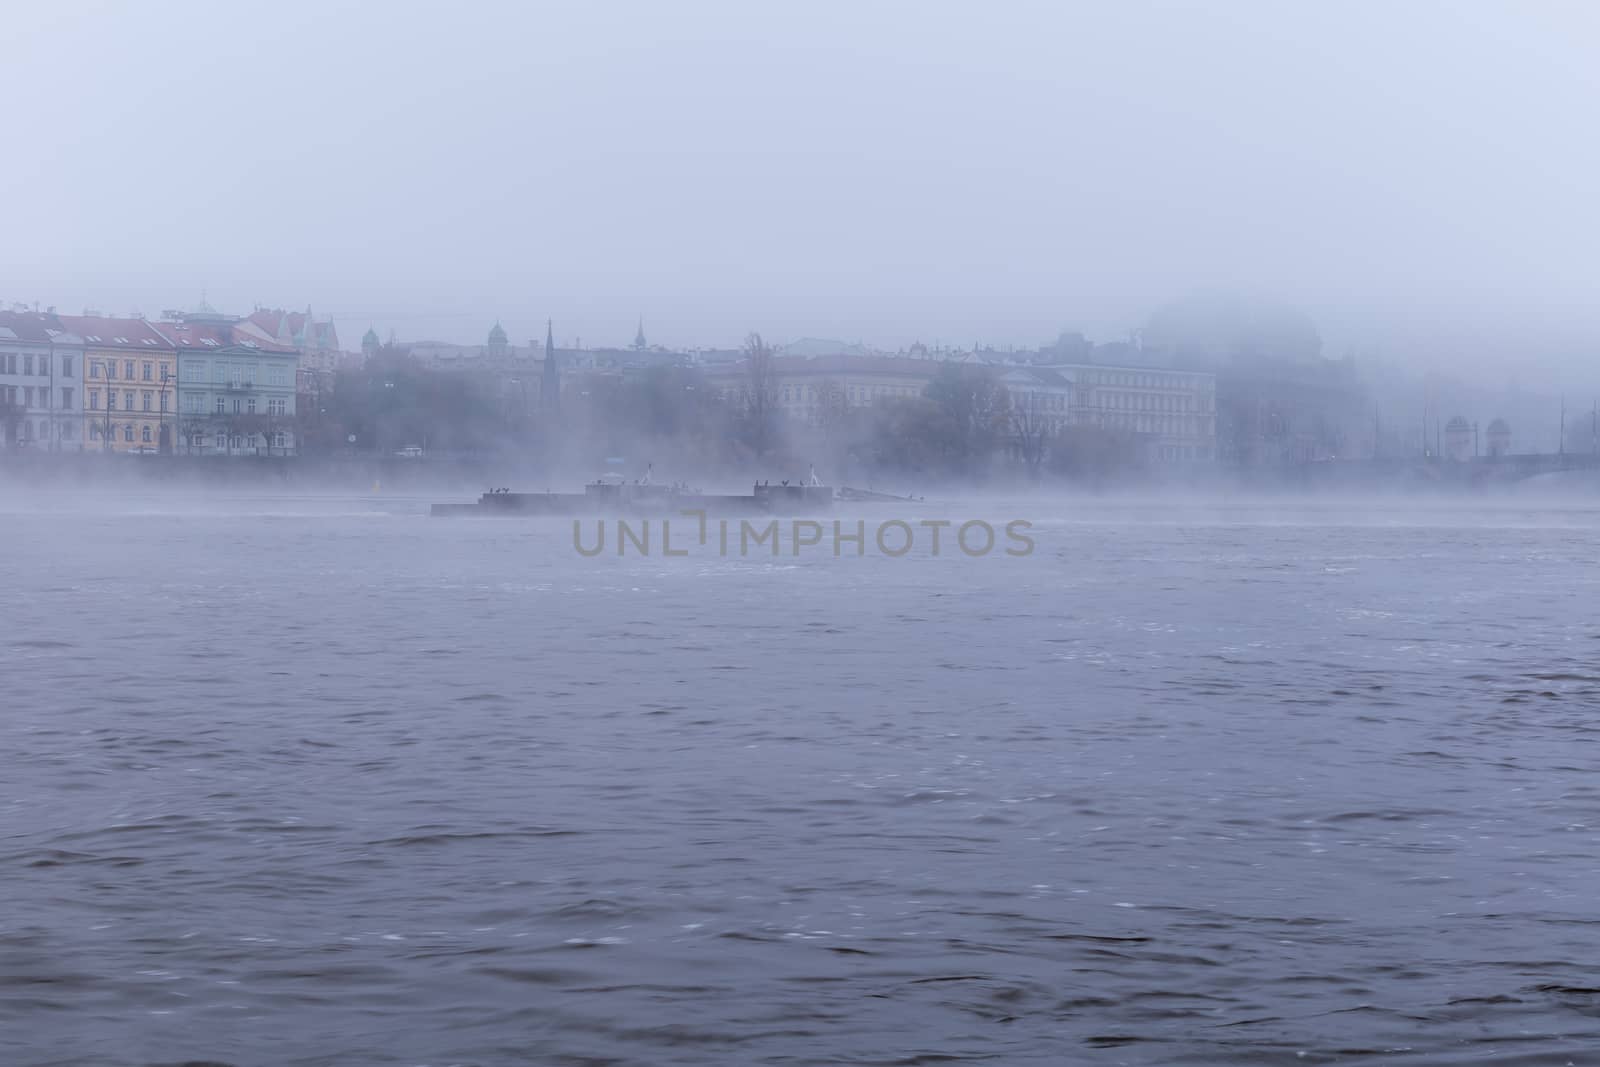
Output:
top-left (542, 319), bottom-right (561, 419)
top-left (633, 316), bottom-right (647, 351)
top-left (361, 326), bottom-right (381, 361)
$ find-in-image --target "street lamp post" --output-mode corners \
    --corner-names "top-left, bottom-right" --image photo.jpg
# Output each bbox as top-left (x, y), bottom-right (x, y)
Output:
top-left (101, 362), bottom-right (113, 453)
top-left (509, 377), bottom-right (528, 433)
top-left (47, 337), bottom-right (55, 453)
top-left (160, 366), bottom-right (174, 455)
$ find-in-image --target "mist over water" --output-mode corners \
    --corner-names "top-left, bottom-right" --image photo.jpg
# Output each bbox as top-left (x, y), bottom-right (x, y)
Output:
top-left (5, 490), bottom-right (1600, 1065)
top-left (10, 0), bottom-right (1600, 1060)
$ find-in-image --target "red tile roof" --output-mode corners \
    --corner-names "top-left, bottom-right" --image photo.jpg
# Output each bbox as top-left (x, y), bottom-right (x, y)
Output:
top-left (149, 319), bottom-right (297, 353)
top-left (247, 308), bottom-right (338, 350)
top-left (54, 315), bottom-right (175, 351)
top-left (0, 311), bottom-right (57, 343)
top-left (246, 308), bottom-right (298, 342)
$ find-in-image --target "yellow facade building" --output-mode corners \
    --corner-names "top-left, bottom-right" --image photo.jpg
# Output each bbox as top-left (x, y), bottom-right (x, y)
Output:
top-left (59, 316), bottom-right (179, 452)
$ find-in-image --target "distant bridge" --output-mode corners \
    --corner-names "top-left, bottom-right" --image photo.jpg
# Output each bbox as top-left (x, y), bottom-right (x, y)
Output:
top-left (1296, 452), bottom-right (1600, 487)
top-left (1471, 452), bottom-right (1600, 480)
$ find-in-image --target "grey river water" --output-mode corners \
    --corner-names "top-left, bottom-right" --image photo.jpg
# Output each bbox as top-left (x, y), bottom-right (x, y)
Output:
top-left (4, 492), bottom-right (1600, 1066)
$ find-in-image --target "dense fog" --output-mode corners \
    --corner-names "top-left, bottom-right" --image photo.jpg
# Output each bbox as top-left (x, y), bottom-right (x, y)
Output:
top-left (6, 1), bottom-right (1600, 388)
top-left (7, 5), bottom-right (1600, 1066)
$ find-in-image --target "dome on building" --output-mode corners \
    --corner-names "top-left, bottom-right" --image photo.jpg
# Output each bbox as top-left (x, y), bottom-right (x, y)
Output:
top-left (1446, 415), bottom-right (1471, 433)
top-left (487, 321), bottom-right (508, 346)
top-left (1487, 418), bottom-right (1510, 435)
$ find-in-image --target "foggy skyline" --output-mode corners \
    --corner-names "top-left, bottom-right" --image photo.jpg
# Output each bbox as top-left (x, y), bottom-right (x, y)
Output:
top-left (6, 1), bottom-right (1599, 384)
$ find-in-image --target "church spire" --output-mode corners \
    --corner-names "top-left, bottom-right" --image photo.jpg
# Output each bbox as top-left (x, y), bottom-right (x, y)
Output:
top-left (633, 315), bottom-right (647, 351)
top-left (542, 318), bottom-right (560, 420)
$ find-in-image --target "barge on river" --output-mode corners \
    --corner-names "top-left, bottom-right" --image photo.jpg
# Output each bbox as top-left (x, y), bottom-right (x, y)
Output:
top-left (432, 479), bottom-right (833, 518)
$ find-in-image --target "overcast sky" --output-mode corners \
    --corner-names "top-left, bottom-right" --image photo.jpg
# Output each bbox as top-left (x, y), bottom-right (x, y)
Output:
top-left (5, 0), bottom-right (1598, 383)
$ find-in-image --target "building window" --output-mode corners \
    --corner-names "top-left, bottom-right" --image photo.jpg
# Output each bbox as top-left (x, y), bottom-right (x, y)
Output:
top-left (61, 358), bottom-right (71, 377)
top-left (143, 392), bottom-right (153, 412)
top-left (62, 388), bottom-right (73, 409)
top-left (107, 392), bottom-right (116, 410)
top-left (143, 362), bottom-right (153, 381)
top-left (123, 424), bottom-right (134, 442)
top-left (141, 425), bottom-right (152, 443)
top-left (215, 397), bottom-right (225, 413)
top-left (247, 398), bottom-right (256, 414)
top-left (91, 361), bottom-right (102, 379)
top-left (23, 355), bottom-right (33, 375)
top-left (123, 360), bottom-right (134, 379)
top-left (160, 393), bottom-right (168, 413)
top-left (124, 391), bottom-right (133, 410)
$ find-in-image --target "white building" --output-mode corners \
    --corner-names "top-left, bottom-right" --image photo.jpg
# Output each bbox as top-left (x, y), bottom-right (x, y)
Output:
top-left (698, 347), bottom-right (1216, 464)
top-left (1043, 362), bottom-right (1217, 462)
top-left (702, 354), bottom-right (937, 429)
top-left (152, 318), bottom-right (300, 456)
top-left (0, 310), bottom-right (85, 450)
top-left (999, 367), bottom-right (1073, 434)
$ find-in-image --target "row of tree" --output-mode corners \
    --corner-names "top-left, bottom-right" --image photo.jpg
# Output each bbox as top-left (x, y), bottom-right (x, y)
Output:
top-left (290, 339), bottom-right (1151, 483)
top-left (737, 332), bottom-right (1146, 483)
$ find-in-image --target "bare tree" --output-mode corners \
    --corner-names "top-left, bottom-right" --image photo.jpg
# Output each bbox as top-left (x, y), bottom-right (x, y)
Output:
top-left (742, 331), bottom-right (779, 458)
top-left (252, 413), bottom-right (283, 457)
top-left (811, 376), bottom-right (855, 478)
top-left (924, 363), bottom-right (1009, 479)
top-left (814, 377), bottom-right (847, 437)
top-left (1008, 392), bottom-right (1053, 480)
top-left (178, 416), bottom-right (205, 455)
top-left (0, 390), bottom-right (23, 450)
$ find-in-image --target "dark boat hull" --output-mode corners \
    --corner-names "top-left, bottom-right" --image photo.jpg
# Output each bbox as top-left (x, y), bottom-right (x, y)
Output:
top-left (432, 484), bottom-right (833, 517)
